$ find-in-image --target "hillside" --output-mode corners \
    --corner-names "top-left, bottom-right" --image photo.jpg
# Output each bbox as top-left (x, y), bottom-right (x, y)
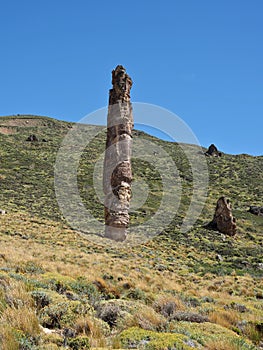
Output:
top-left (0, 115), bottom-right (263, 350)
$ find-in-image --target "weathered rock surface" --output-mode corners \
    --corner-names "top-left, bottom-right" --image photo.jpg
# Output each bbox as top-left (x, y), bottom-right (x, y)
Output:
top-left (205, 144), bottom-right (222, 157)
top-left (248, 206), bottom-right (263, 217)
top-left (208, 197), bottom-right (237, 236)
top-left (103, 65), bottom-right (133, 241)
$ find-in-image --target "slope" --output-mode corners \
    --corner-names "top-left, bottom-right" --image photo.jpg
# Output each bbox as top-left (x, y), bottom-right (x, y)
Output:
top-left (0, 115), bottom-right (262, 349)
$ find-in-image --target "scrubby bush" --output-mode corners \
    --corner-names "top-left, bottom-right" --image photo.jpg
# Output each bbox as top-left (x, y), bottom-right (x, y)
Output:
top-left (31, 290), bottom-right (51, 310)
top-left (19, 336), bottom-right (39, 350)
top-left (96, 303), bottom-right (120, 328)
top-left (68, 336), bottom-right (90, 349)
top-left (40, 302), bottom-right (75, 328)
top-left (171, 311), bottom-right (208, 323)
top-left (16, 261), bottom-right (44, 275)
top-left (154, 297), bottom-right (177, 318)
top-left (117, 326), bottom-right (190, 350)
top-left (125, 287), bottom-right (146, 301)
top-left (182, 295), bottom-right (201, 308)
top-left (69, 278), bottom-right (101, 307)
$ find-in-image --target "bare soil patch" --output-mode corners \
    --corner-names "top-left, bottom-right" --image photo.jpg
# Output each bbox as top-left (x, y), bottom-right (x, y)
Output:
top-left (0, 126), bottom-right (17, 135)
top-left (0, 118), bottom-right (47, 127)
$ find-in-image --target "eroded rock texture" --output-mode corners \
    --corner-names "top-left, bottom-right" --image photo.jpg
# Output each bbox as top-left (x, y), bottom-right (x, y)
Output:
top-left (103, 65), bottom-right (133, 241)
top-left (209, 197), bottom-right (237, 236)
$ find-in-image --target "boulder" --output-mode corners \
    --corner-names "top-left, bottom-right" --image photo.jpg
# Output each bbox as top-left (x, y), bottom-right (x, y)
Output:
top-left (248, 206), bottom-right (263, 217)
top-left (208, 197), bottom-right (237, 236)
top-left (205, 144), bottom-right (222, 157)
top-left (26, 134), bottom-right (38, 142)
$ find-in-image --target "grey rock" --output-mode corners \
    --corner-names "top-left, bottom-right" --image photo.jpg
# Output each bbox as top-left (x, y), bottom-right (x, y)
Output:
top-left (248, 205), bottom-right (263, 217)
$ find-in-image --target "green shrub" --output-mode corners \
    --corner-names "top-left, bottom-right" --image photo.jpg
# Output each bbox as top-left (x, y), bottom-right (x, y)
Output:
top-left (40, 302), bottom-right (75, 328)
top-left (125, 288), bottom-right (146, 301)
top-left (31, 290), bottom-right (51, 310)
top-left (118, 326), bottom-right (192, 350)
top-left (16, 262), bottom-right (44, 275)
top-left (68, 336), bottom-right (90, 349)
top-left (69, 278), bottom-right (101, 307)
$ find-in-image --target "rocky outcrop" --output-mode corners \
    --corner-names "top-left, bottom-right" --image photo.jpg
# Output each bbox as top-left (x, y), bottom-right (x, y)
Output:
top-left (205, 144), bottom-right (222, 157)
top-left (248, 206), bottom-right (263, 217)
top-left (208, 197), bottom-right (237, 236)
top-left (103, 65), bottom-right (133, 242)
top-left (26, 134), bottom-right (38, 142)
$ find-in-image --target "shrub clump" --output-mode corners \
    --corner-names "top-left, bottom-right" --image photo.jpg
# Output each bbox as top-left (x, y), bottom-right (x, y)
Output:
top-left (125, 288), bottom-right (147, 301)
top-left (39, 300), bottom-right (87, 329)
top-left (154, 299), bottom-right (177, 318)
top-left (31, 290), bottom-right (51, 310)
top-left (118, 326), bottom-right (190, 350)
top-left (68, 335), bottom-right (90, 350)
top-left (171, 311), bottom-right (208, 323)
top-left (96, 302), bottom-right (120, 328)
top-left (16, 261), bottom-right (44, 275)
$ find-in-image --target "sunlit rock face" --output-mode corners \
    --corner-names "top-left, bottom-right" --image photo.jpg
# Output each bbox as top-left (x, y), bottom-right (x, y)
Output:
top-left (210, 196), bottom-right (237, 236)
top-left (103, 65), bottom-right (133, 242)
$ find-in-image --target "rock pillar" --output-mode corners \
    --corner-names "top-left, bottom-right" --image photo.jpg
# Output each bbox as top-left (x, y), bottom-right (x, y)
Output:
top-left (103, 65), bottom-right (133, 241)
top-left (210, 197), bottom-right (237, 236)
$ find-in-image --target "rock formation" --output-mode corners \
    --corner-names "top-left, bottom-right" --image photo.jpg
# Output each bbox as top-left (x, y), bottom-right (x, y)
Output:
top-left (248, 206), bottom-right (263, 217)
top-left (208, 197), bottom-right (237, 236)
top-left (205, 144), bottom-right (222, 157)
top-left (103, 65), bottom-right (133, 241)
top-left (26, 134), bottom-right (38, 142)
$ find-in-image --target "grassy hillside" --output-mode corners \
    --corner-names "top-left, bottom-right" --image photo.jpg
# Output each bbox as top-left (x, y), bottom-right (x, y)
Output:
top-left (0, 115), bottom-right (262, 349)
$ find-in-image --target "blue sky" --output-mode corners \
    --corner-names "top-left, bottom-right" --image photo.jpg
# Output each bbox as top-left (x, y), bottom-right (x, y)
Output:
top-left (0, 0), bottom-right (262, 155)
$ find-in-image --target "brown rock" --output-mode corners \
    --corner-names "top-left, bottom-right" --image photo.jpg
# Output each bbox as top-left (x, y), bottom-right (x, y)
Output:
top-left (103, 65), bottom-right (133, 241)
top-left (208, 197), bottom-right (237, 236)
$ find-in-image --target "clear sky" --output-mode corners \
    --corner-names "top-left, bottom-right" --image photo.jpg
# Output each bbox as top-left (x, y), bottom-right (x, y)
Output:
top-left (0, 0), bottom-right (262, 155)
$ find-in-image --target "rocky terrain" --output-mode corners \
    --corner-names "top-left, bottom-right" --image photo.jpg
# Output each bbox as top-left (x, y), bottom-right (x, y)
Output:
top-left (0, 115), bottom-right (262, 349)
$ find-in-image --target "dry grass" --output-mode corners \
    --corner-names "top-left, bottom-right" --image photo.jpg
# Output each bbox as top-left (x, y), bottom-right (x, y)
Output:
top-left (0, 325), bottom-right (20, 350)
top-left (74, 315), bottom-right (107, 347)
top-left (153, 293), bottom-right (185, 318)
top-left (0, 211), bottom-right (262, 349)
top-left (209, 309), bottom-right (240, 329)
top-left (205, 339), bottom-right (242, 350)
top-left (129, 305), bottom-right (166, 331)
top-left (1, 306), bottom-right (40, 337)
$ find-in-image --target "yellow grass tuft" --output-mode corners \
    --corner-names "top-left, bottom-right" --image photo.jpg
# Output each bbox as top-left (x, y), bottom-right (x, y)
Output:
top-left (209, 309), bottom-right (240, 329)
top-left (1, 306), bottom-right (40, 337)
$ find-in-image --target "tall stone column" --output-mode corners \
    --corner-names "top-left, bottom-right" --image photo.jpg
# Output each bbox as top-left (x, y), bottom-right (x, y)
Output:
top-left (103, 65), bottom-right (133, 241)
